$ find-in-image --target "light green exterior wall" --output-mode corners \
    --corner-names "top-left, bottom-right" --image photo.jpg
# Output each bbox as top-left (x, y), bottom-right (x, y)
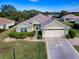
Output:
top-left (16, 24), bottom-right (32, 32)
top-left (16, 20), bottom-right (42, 32)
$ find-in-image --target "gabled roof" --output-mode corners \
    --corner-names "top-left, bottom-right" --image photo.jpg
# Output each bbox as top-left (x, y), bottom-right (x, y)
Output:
top-left (21, 13), bottom-right (53, 27)
top-left (0, 17), bottom-right (15, 25)
top-left (17, 14), bottom-right (70, 29)
top-left (41, 20), bottom-right (71, 29)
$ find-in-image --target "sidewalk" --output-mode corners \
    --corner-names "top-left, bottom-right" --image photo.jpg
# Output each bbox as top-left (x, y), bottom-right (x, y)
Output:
top-left (69, 38), bottom-right (79, 46)
top-left (3, 37), bottom-right (45, 42)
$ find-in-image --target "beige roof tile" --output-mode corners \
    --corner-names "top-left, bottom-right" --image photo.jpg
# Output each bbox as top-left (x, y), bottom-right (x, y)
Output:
top-left (0, 17), bottom-right (15, 25)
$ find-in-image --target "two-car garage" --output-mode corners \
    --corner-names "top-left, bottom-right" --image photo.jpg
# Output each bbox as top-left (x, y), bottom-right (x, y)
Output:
top-left (43, 29), bottom-right (65, 38)
top-left (42, 20), bottom-right (70, 38)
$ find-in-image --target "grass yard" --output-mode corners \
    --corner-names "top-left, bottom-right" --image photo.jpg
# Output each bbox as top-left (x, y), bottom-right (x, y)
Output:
top-left (59, 21), bottom-right (74, 27)
top-left (73, 29), bottom-right (79, 37)
top-left (0, 41), bottom-right (47, 59)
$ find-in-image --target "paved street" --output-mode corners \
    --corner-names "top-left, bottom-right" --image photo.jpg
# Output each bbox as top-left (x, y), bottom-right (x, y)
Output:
top-left (45, 38), bottom-right (79, 59)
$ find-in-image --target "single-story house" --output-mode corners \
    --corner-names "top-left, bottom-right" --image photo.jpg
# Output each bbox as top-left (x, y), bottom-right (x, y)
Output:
top-left (16, 14), bottom-right (70, 38)
top-left (61, 14), bottom-right (79, 22)
top-left (0, 17), bottom-right (15, 29)
top-left (75, 16), bottom-right (79, 24)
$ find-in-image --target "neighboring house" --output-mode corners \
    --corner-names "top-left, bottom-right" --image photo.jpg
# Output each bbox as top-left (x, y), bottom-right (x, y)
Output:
top-left (16, 14), bottom-right (70, 38)
top-left (61, 14), bottom-right (79, 22)
top-left (47, 15), bottom-right (54, 18)
top-left (75, 19), bottom-right (79, 24)
top-left (75, 17), bottom-right (79, 24)
top-left (0, 17), bottom-right (15, 29)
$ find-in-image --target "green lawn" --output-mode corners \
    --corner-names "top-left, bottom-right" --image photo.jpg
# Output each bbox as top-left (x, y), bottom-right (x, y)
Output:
top-left (60, 21), bottom-right (74, 27)
top-left (0, 41), bottom-right (47, 59)
top-left (73, 29), bottom-right (79, 37)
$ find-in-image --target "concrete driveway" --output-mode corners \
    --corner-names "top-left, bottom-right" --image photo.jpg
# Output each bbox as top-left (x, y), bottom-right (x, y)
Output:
top-left (45, 38), bottom-right (79, 59)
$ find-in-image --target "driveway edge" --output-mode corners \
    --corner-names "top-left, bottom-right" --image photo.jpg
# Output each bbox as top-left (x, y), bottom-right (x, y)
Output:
top-left (45, 39), bottom-right (52, 59)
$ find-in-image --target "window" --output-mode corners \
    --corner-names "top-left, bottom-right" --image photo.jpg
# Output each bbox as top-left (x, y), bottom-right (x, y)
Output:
top-left (66, 18), bottom-right (70, 21)
top-left (21, 27), bottom-right (27, 32)
top-left (36, 26), bottom-right (39, 30)
top-left (33, 24), bottom-right (41, 30)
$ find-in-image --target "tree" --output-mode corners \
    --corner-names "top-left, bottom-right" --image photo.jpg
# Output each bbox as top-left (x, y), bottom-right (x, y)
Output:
top-left (16, 9), bottom-right (40, 21)
top-left (16, 11), bottom-right (31, 21)
top-left (0, 4), bottom-right (17, 16)
top-left (59, 10), bottom-right (68, 17)
top-left (0, 12), bottom-right (7, 17)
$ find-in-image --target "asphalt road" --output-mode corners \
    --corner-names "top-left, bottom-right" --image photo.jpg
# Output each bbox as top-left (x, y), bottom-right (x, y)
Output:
top-left (46, 38), bottom-right (79, 59)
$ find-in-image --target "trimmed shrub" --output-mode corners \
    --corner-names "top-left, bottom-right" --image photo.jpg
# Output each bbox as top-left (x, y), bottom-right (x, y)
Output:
top-left (69, 21), bottom-right (75, 23)
top-left (9, 32), bottom-right (27, 39)
top-left (0, 29), bottom-right (5, 33)
top-left (27, 32), bottom-right (35, 37)
top-left (9, 32), bottom-right (35, 39)
top-left (68, 29), bottom-right (76, 38)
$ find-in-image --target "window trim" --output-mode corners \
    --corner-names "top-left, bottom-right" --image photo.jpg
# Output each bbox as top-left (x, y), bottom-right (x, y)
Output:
top-left (45, 29), bottom-right (65, 30)
top-left (21, 27), bottom-right (27, 32)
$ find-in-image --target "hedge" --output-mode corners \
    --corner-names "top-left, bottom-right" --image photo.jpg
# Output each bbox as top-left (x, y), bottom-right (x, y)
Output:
top-left (66, 29), bottom-right (76, 39)
top-left (9, 32), bottom-right (35, 39)
top-left (0, 29), bottom-right (6, 33)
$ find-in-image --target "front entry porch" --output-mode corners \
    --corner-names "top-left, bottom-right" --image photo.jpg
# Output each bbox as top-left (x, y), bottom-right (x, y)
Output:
top-left (35, 30), bottom-right (42, 39)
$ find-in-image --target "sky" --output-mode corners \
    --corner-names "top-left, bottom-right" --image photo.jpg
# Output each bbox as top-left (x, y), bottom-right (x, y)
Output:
top-left (0, 0), bottom-right (79, 12)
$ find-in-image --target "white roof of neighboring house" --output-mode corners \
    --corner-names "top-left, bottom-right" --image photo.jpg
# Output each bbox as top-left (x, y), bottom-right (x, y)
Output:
top-left (62, 14), bottom-right (78, 19)
top-left (0, 17), bottom-right (15, 25)
top-left (76, 16), bottom-right (79, 19)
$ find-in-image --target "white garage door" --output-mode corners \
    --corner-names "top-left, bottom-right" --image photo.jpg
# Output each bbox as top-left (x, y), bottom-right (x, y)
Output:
top-left (43, 29), bottom-right (65, 38)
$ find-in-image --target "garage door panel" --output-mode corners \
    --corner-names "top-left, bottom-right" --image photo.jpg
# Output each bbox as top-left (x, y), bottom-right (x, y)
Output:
top-left (43, 30), bottom-right (65, 38)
